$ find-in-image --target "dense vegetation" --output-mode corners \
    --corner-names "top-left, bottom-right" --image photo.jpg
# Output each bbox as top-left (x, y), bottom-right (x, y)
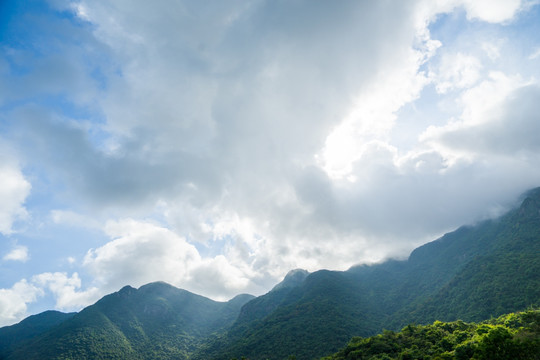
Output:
top-left (0, 311), bottom-right (75, 356)
top-left (325, 309), bottom-right (540, 360)
top-left (1, 188), bottom-right (539, 360)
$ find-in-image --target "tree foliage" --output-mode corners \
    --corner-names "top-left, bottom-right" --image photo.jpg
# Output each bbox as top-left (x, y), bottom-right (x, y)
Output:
top-left (324, 309), bottom-right (540, 360)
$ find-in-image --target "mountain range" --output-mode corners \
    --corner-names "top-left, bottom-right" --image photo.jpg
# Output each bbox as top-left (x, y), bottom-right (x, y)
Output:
top-left (1, 188), bottom-right (539, 359)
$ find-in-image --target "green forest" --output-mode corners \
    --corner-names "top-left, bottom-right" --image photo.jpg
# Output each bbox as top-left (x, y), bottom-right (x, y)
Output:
top-left (323, 309), bottom-right (540, 360)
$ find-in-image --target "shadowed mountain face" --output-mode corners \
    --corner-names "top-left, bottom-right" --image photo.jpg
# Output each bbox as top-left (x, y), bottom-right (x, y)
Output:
top-left (1, 188), bottom-right (539, 360)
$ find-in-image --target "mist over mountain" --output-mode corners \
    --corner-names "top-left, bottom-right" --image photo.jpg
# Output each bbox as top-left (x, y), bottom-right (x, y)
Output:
top-left (1, 188), bottom-right (539, 360)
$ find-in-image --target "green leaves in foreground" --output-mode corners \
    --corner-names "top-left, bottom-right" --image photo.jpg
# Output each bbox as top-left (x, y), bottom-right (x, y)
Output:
top-left (324, 309), bottom-right (540, 360)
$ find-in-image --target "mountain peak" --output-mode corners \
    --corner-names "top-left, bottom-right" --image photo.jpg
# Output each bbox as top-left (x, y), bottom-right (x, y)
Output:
top-left (523, 186), bottom-right (540, 199)
top-left (228, 293), bottom-right (256, 303)
top-left (518, 187), bottom-right (540, 219)
top-left (141, 281), bottom-right (174, 289)
top-left (119, 285), bottom-right (136, 293)
top-left (117, 285), bottom-right (137, 299)
top-left (272, 268), bottom-right (309, 291)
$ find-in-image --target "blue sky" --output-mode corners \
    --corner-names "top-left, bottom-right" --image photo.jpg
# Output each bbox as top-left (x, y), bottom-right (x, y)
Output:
top-left (1, 0), bottom-right (540, 326)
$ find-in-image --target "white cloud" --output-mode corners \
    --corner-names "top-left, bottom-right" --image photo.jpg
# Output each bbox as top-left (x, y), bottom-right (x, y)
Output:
top-left (460, 0), bottom-right (524, 23)
top-left (3, 244), bottom-right (29, 262)
top-left (415, 0), bottom-right (527, 28)
top-left (0, 149), bottom-right (31, 235)
top-left (0, 272), bottom-right (102, 326)
top-left (32, 272), bottom-right (101, 310)
top-left (433, 53), bottom-right (482, 93)
top-left (423, 81), bottom-right (540, 157)
top-left (421, 72), bottom-right (526, 156)
top-left (0, 280), bottom-right (42, 327)
top-left (317, 39), bottom-right (435, 179)
top-left (83, 219), bottom-right (268, 300)
top-left (84, 219), bottom-right (200, 287)
top-left (186, 255), bottom-right (252, 299)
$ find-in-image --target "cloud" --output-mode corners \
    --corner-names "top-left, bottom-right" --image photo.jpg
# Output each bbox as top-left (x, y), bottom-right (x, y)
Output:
top-left (460, 0), bottom-right (525, 23)
top-left (84, 219), bottom-right (199, 287)
top-left (0, 280), bottom-right (42, 327)
top-left (0, 146), bottom-right (31, 235)
top-left (3, 244), bottom-right (29, 262)
top-left (0, 272), bottom-right (101, 326)
top-left (421, 73), bottom-right (536, 156)
top-left (432, 52), bottom-right (482, 93)
top-left (317, 33), bottom-right (438, 179)
top-left (32, 272), bottom-right (101, 310)
top-left (83, 219), bottom-right (266, 300)
top-left (10, 107), bottom-right (186, 210)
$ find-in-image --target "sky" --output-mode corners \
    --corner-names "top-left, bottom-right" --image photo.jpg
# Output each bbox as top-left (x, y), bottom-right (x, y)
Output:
top-left (1, 0), bottom-right (540, 326)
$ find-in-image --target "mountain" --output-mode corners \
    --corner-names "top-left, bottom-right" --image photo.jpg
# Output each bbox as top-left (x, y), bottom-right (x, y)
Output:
top-left (198, 188), bottom-right (540, 359)
top-left (0, 310), bottom-right (75, 357)
top-left (1, 188), bottom-right (539, 360)
top-left (1, 282), bottom-right (254, 360)
top-left (194, 269), bottom-right (387, 360)
top-left (389, 187), bottom-right (540, 326)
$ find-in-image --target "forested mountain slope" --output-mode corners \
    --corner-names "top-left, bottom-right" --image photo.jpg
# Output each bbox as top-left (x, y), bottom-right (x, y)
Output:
top-left (392, 187), bottom-right (540, 326)
top-left (202, 188), bottom-right (540, 360)
top-left (0, 311), bottom-right (75, 357)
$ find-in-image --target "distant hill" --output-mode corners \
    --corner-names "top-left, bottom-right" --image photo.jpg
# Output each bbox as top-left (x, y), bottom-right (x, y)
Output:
top-left (1, 188), bottom-right (539, 360)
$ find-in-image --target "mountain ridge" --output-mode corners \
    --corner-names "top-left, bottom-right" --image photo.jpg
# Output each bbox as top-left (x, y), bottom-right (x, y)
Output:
top-left (202, 187), bottom-right (540, 359)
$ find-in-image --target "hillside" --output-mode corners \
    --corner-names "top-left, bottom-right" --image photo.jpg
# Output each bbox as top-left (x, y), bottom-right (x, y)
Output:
top-left (392, 187), bottom-right (540, 326)
top-left (0, 311), bottom-right (75, 357)
top-left (196, 270), bottom-right (386, 360)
